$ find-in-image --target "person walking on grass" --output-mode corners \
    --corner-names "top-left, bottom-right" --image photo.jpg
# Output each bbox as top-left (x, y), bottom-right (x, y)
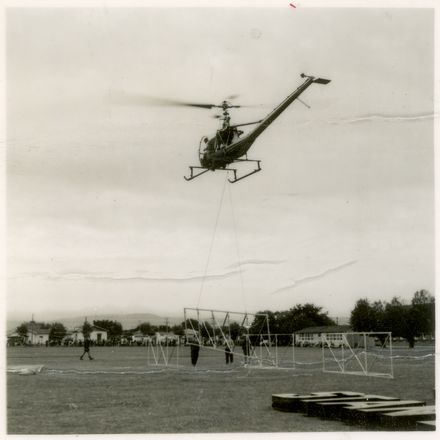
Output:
top-left (80, 338), bottom-right (94, 360)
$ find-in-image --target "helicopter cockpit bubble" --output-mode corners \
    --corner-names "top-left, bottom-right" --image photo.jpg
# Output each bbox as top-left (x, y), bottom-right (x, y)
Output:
top-left (198, 136), bottom-right (210, 160)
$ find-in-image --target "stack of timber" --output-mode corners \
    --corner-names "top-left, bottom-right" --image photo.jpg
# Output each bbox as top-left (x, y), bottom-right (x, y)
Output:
top-left (272, 390), bottom-right (435, 431)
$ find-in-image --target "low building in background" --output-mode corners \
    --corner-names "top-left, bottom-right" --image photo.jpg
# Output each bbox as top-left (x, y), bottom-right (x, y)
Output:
top-left (68, 325), bottom-right (108, 344)
top-left (295, 325), bottom-right (352, 347)
top-left (7, 332), bottom-right (24, 346)
top-left (152, 331), bottom-right (180, 346)
top-left (10, 321), bottom-right (51, 345)
top-left (132, 332), bottom-right (152, 345)
top-left (26, 327), bottom-right (50, 345)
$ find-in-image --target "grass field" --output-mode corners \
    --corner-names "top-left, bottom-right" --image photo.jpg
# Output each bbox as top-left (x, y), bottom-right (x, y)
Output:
top-left (7, 344), bottom-right (435, 434)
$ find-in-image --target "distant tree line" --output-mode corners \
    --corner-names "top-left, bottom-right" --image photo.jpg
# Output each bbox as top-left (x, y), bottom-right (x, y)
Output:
top-left (249, 304), bottom-right (335, 335)
top-left (245, 304), bottom-right (336, 345)
top-left (13, 291), bottom-right (434, 348)
top-left (15, 304), bottom-right (335, 347)
top-left (82, 320), bottom-right (185, 345)
top-left (350, 290), bottom-right (435, 347)
top-left (15, 319), bottom-right (187, 346)
top-left (181, 304), bottom-right (335, 345)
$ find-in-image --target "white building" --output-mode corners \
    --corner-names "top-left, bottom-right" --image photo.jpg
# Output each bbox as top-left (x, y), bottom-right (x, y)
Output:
top-left (132, 332), bottom-right (152, 345)
top-left (295, 325), bottom-right (352, 347)
top-left (70, 325), bottom-right (108, 343)
top-left (152, 331), bottom-right (180, 345)
top-left (17, 322), bottom-right (51, 345)
top-left (25, 327), bottom-right (50, 345)
top-left (7, 332), bottom-right (23, 346)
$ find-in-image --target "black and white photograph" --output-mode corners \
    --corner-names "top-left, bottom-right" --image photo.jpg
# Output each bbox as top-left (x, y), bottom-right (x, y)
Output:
top-left (4, 0), bottom-right (437, 435)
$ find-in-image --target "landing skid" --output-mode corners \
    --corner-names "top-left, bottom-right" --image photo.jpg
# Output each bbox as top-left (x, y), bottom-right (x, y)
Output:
top-left (228, 159), bottom-right (261, 183)
top-left (184, 160), bottom-right (262, 183)
top-left (184, 166), bottom-right (210, 181)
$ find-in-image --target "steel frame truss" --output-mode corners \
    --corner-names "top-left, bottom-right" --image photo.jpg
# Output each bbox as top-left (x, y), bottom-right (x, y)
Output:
top-left (183, 307), bottom-right (271, 366)
top-left (322, 332), bottom-right (393, 379)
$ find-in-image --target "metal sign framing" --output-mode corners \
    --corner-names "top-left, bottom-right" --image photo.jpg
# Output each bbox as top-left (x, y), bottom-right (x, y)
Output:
top-left (183, 307), bottom-right (271, 366)
top-left (322, 332), bottom-right (393, 379)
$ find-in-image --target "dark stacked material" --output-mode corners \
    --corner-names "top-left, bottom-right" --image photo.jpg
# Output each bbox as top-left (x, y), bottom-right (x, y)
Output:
top-left (272, 390), bottom-right (435, 431)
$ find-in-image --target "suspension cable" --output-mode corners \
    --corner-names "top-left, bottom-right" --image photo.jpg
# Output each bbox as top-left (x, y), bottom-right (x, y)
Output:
top-left (227, 183), bottom-right (247, 313)
top-left (196, 175), bottom-right (228, 308)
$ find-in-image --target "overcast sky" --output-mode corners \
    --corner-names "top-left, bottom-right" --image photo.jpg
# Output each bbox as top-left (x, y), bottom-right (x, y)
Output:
top-left (6, 5), bottom-right (435, 323)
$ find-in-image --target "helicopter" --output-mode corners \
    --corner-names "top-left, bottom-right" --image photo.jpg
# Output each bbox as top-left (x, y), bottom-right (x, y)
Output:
top-left (183, 73), bottom-right (331, 183)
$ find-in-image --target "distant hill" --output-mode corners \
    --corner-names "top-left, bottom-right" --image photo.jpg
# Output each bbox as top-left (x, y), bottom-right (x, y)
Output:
top-left (7, 313), bottom-right (183, 332)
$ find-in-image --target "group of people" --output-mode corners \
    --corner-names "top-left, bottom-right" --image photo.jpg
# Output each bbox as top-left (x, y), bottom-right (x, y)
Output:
top-left (80, 334), bottom-right (253, 365)
top-left (224, 336), bottom-right (251, 364)
top-left (189, 335), bottom-right (252, 367)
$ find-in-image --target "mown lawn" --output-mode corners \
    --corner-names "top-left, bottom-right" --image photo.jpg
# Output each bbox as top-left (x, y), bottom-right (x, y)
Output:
top-left (6, 345), bottom-right (435, 434)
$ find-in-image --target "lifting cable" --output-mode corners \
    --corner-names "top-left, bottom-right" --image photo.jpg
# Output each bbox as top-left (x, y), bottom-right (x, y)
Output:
top-left (196, 175), bottom-right (228, 308)
top-left (227, 182), bottom-right (247, 313)
top-left (196, 174), bottom-right (248, 320)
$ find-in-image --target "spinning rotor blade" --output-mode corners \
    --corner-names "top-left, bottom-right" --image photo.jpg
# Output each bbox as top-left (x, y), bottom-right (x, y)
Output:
top-left (111, 91), bottom-right (217, 109)
top-left (179, 101), bottom-right (217, 109)
top-left (143, 96), bottom-right (217, 109)
top-left (111, 90), bottom-right (257, 110)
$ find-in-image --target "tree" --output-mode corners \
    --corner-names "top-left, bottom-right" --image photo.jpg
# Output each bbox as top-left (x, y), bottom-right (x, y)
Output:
top-left (200, 321), bottom-right (214, 339)
top-left (412, 289), bottom-right (434, 305)
top-left (183, 319), bottom-right (200, 332)
top-left (275, 310), bottom-right (294, 334)
top-left (171, 324), bottom-right (184, 336)
top-left (249, 304), bottom-right (335, 338)
top-left (350, 292), bottom-right (435, 348)
top-left (93, 320), bottom-right (123, 344)
top-left (383, 297), bottom-right (418, 348)
top-left (371, 301), bottom-right (386, 329)
top-left (248, 310), bottom-right (277, 335)
top-left (411, 290), bottom-right (435, 337)
top-left (288, 303), bottom-right (335, 332)
top-left (350, 299), bottom-right (385, 332)
top-left (157, 324), bottom-right (170, 332)
top-left (16, 323), bottom-right (28, 341)
top-left (350, 299), bottom-right (371, 331)
top-left (228, 322), bottom-right (241, 340)
top-left (137, 322), bottom-right (153, 335)
top-left (49, 322), bottom-right (67, 345)
top-left (383, 297), bottom-right (403, 332)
